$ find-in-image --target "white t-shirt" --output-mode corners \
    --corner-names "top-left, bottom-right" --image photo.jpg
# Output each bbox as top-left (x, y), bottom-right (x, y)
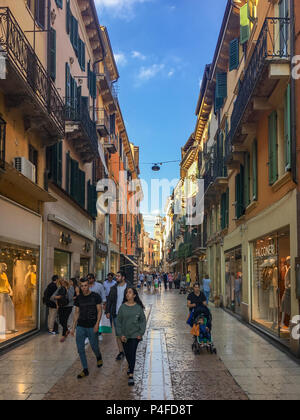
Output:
top-left (116, 283), bottom-right (127, 315)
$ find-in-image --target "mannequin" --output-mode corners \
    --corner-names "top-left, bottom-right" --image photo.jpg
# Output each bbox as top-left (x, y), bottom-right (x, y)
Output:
top-left (268, 259), bottom-right (278, 329)
top-left (25, 264), bottom-right (37, 319)
top-left (281, 256), bottom-right (291, 329)
top-left (0, 263), bottom-right (16, 333)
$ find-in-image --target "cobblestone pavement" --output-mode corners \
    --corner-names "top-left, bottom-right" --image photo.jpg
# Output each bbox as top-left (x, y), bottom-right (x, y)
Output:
top-left (1, 287), bottom-right (300, 400)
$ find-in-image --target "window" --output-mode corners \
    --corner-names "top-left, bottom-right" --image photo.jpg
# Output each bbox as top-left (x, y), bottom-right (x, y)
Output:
top-left (268, 111), bottom-right (278, 185)
top-left (49, 28), bottom-right (56, 81)
top-left (55, 0), bottom-right (63, 9)
top-left (27, 0), bottom-right (46, 29)
top-left (46, 141), bottom-right (62, 187)
top-left (240, 3), bottom-right (250, 45)
top-left (29, 144), bottom-right (38, 183)
top-left (235, 165), bottom-right (245, 219)
top-left (229, 38), bottom-right (240, 71)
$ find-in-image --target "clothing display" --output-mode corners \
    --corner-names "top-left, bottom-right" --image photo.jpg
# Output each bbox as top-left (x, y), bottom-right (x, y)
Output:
top-left (0, 272), bottom-right (11, 294)
top-left (281, 266), bottom-right (291, 316)
top-left (0, 264), bottom-right (16, 333)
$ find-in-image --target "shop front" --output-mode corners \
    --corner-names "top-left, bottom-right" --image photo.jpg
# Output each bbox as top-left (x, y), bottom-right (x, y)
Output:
top-left (224, 246), bottom-right (243, 316)
top-left (251, 228), bottom-right (291, 344)
top-left (0, 195), bottom-right (41, 348)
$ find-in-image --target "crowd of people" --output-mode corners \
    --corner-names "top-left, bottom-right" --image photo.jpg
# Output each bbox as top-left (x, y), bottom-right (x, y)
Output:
top-left (42, 268), bottom-right (212, 385)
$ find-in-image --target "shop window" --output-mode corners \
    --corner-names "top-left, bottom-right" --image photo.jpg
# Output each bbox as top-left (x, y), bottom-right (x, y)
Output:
top-left (80, 258), bottom-right (89, 278)
top-left (0, 242), bottom-right (39, 347)
top-left (54, 249), bottom-right (70, 280)
top-left (251, 229), bottom-right (291, 342)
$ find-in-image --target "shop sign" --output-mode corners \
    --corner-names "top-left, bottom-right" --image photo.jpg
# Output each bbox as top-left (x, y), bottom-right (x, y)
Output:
top-left (255, 243), bottom-right (276, 258)
top-left (83, 241), bottom-right (91, 253)
top-left (60, 232), bottom-right (72, 246)
top-left (96, 239), bottom-right (108, 256)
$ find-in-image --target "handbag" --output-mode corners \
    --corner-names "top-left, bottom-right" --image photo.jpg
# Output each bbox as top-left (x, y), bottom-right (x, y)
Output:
top-left (186, 309), bottom-right (195, 327)
top-left (99, 312), bottom-right (112, 333)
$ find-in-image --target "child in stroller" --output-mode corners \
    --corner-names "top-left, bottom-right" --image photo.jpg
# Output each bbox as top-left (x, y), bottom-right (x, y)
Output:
top-left (179, 278), bottom-right (187, 294)
top-left (190, 304), bottom-right (217, 355)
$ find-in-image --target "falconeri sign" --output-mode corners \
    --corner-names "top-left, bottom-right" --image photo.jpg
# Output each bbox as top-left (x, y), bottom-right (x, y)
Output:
top-left (255, 243), bottom-right (276, 258)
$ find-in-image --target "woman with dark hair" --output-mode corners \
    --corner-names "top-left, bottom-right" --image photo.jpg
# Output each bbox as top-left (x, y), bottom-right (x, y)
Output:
top-left (116, 287), bottom-right (146, 386)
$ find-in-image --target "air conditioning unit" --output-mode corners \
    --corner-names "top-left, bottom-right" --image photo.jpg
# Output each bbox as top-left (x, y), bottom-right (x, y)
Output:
top-left (14, 157), bottom-right (36, 183)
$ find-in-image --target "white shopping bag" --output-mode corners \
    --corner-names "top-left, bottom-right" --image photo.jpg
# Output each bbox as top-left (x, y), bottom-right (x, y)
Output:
top-left (99, 313), bottom-right (112, 334)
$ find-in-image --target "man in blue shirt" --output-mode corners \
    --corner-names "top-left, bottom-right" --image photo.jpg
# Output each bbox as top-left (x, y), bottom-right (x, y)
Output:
top-left (103, 273), bottom-right (116, 297)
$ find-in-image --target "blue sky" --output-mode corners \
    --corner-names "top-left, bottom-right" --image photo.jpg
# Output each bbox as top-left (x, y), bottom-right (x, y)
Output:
top-left (95, 0), bottom-right (227, 234)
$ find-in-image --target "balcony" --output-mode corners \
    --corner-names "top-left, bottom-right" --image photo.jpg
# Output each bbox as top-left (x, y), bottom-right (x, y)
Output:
top-left (95, 108), bottom-right (109, 137)
top-left (204, 156), bottom-right (228, 196)
top-left (0, 8), bottom-right (64, 143)
top-left (97, 65), bottom-right (118, 112)
top-left (103, 133), bottom-right (117, 154)
top-left (228, 17), bottom-right (290, 152)
top-left (65, 100), bottom-right (98, 163)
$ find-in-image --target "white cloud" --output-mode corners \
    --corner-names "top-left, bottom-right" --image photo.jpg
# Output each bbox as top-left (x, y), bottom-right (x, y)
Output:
top-left (114, 52), bottom-right (127, 66)
top-left (131, 50), bottom-right (146, 60)
top-left (168, 69), bottom-right (175, 77)
top-left (95, 0), bottom-right (150, 19)
top-left (137, 64), bottom-right (165, 82)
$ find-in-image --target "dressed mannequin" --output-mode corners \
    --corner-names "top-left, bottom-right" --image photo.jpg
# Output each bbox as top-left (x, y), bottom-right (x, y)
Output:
top-left (281, 256), bottom-right (291, 329)
top-left (0, 263), bottom-right (16, 333)
top-left (268, 260), bottom-right (278, 328)
top-left (25, 265), bottom-right (37, 320)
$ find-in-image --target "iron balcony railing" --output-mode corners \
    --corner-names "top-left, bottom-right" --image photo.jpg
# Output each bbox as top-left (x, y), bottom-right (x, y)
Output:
top-left (95, 107), bottom-right (109, 134)
top-left (0, 8), bottom-right (65, 135)
top-left (66, 100), bottom-right (98, 154)
top-left (204, 155), bottom-right (227, 191)
top-left (228, 17), bottom-right (290, 151)
top-left (98, 63), bottom-right (118, 100)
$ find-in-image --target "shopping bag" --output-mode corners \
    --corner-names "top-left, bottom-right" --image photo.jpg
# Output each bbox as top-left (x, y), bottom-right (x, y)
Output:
top-left (99, 313), bottom-right (112, 333)
top-left (186, 309), bottom-right (194, 327)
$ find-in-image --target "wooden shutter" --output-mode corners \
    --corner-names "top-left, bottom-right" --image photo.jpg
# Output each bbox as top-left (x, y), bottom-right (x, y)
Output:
top-left (229, 38), bottom-right (239, 71)
top-left (55, 0), bottom-right (63, 9)
top-left (252, 139), bottom-right (258, 201)
top-left (226, 188), bottom-right (229, 227)
top-left (73, 17), bottom-right (78, 55)
top-left (221, 193), bottom-right (226, 230)
top-left (240, 3), bottom-right (250, 44)
top-left (66, 0), bottom-right (70, 34)
top-left (87, 61), bottom-right (90, 90)
top-left (284, 84), bottom-right (291, 171)
top-left (216, 73), bottom-right (227, 99)
top-left (79, 40), bottom-right (85, 71)
top-left (79, 170), bottom-right (86, 208)
top-left (65, 63), bottom-right (71, 117)
top-left (35, 0), bottom-right (45, 29)
top-left (57, 141), bottom-right (62, 187)
top-left (66, 152), bottom-right (70, 194)
top-left (268, 111), bottom-right (278, 185)
top-left (49, 28), bottom-right (56, 81)
top-left (214, 93), bottom-right (223, 114)
top-left (244, 152), bottom-right (250, 208)
top-left (235, 166), bottom-right (245, 219)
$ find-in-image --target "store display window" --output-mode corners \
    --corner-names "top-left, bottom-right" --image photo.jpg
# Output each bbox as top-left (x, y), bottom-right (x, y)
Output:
top-left (80, 258), bottom-right (90, 278)
top-left (54, 250), bottom-right (70, 280)
top-left (224, 246), bottom-right (242, 315)
top-left (251, 229), bottom-right (290, 341)
top-left (96, 256), bottom-right (106, 282)
top-left (0, 241), bottom-right (39, 346)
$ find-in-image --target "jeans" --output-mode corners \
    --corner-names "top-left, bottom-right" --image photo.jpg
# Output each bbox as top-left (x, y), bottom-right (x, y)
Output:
top-left (204, 290), bottom-right (210, 304)
top-left (76, 326), bottom-right (102, 370)
top-left (123, 338), bottom-right (140, 374)
top-left (58, 306), bottom-right (73, 336)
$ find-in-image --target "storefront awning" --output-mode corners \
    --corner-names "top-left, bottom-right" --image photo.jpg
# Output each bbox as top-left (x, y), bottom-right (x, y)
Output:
top-left (123, 255), bottom-right (138, 267)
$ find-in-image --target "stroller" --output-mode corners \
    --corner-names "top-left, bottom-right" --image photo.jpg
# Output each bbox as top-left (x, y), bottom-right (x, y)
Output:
top-left (189, 305), bottom-right (217, 355)
top-left (179, 279), bottom-right (187, 294)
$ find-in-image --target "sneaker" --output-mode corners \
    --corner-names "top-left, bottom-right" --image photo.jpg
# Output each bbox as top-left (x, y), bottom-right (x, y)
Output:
top-left (48, 331), bottom-right (56, 335)
top-left (98, 335), bottom-right (103, 342)
top-left (85, 338), bottom-right (89, 345)
top-left (116, 352), bottom-right (124, 361)
top-left (77, 369), bottom-right (89, 379)
top-left (128, 377), bottom-right (134, 386)
top-left (127, 369), bottom-right (131, 376)
top-left (97, 358), bottom-right (103, 368)
top-left (60, 336), bottom-right (66, 343)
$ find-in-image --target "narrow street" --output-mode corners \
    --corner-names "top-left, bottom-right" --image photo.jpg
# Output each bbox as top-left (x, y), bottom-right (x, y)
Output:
top-left (0, 288), bottom-right (299, 400)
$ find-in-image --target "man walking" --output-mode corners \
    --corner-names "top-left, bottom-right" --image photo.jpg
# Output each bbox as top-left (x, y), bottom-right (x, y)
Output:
top-left (71, 278), bottom-right (103, 379)
top-left (87, 273), bottom-right (106, 305)
top-left (43, 275), bottom-right (59, 335)
top-left (103, 273), bottom-right (116, 298)
top-left (105, 271), bottom-right (129, 361)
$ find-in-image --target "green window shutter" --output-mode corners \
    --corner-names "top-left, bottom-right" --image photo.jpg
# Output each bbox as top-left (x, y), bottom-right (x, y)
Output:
top-left (78, 39), bottom-right (82, 68)
top-left (221, 193), bottom-right (226, 230)
top-left (66, 152), bottom-right (70, 194)
top-left (66, 0), bottom-right (70, 34)
top-left (284, 84), bottom-right (291, 171)
top-left (226, 188), bottom-right (229, 227)
top-left (244, 152), bottom-right (250, 208)
top-left (90, 71), bottom-right (97, 99)
top-left (93, 185), bottom-right (98, 218)
top-left (55, 0), bottom-right (63, 9)
top-left (57, 141), bottom-right (62, 187)
top-left (235, 166), bottom-right (245, 219)
top-left (65, 63), bottom-right (71, 117)
top-left (229, 38), bottom-right (239, 71)
top-left (240, 3), bottom-right (250, 44)
top-left (268, 111), bottom-right (278, 185)
top-left (87, 61), bottom-right (90, 90)
top-left (214, 92), bottom-right (223, 114)
top-left (252, 139), bottom-right (258, 201)
top-left (216, 73), bottom-right (227, 99)
top-left (79, 40), bottom-right (85, 71)
top-left (49, 28), bottom-right (56, 81)
top-left (73, 18), bottom-right (78, 55)
top-left (78, 170), bottom-right (86, 208)
top-left (70, 159), bottom-right (79, 201)
top-left (50, 144), bottom-right (58, 184)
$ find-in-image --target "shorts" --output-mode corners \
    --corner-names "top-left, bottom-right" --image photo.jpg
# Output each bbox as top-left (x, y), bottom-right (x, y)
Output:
top-left (154, 284), bottom-right (158, 289)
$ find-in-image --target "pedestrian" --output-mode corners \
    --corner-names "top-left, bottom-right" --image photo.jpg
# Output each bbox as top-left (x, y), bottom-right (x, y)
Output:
top-left (70, 278), bottom-right (103, 379)
top-left (176, 272), bottom-right (182, 289)
top-left (116, 287), bottom-right (146, 386)
top-left (42, 275), bottom-right (59, 335)
top-left (105, 271), bottom-right (130, 361)
top-left (158, 273), bottom-right (162, 289)
top-left (146, 273), bottom-right (153, 292)
top-left (163, 272), bottom-right (168, 290)
top-left (53, 279), bottom-right (74, 343)
top-left (234, 272), bottom-right (242, 307)
top-left (103, 273), bottom-right (117, 297)
top-left (88, 273), bottom-right (107, 342)
top-left (202, 274), bottom-right (212, 304)
top-left (186, 271), bottom-right (191, 291)
top-left (154, 275), bottom-right (159, 293)
top-left (187, 283), bottom-right (207, 312)
top-left (168, 272), bottom-right (173, 290)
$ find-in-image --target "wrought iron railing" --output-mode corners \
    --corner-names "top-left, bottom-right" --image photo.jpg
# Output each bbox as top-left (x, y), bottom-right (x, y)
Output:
top-left (95, 107), bottom-right (109, 132)
top-left (228, 17), bottom-right (290, 148)
top-left (213, 156), bottom-right (228, 179)
top-left (97, 62), bottom-right (118, 100)
top-left (0, 117), bottom-right (5, 169)
top-left (0, 8), bottom-right (65, 135)
top-left (66, 100), bottom-right (98, 153)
